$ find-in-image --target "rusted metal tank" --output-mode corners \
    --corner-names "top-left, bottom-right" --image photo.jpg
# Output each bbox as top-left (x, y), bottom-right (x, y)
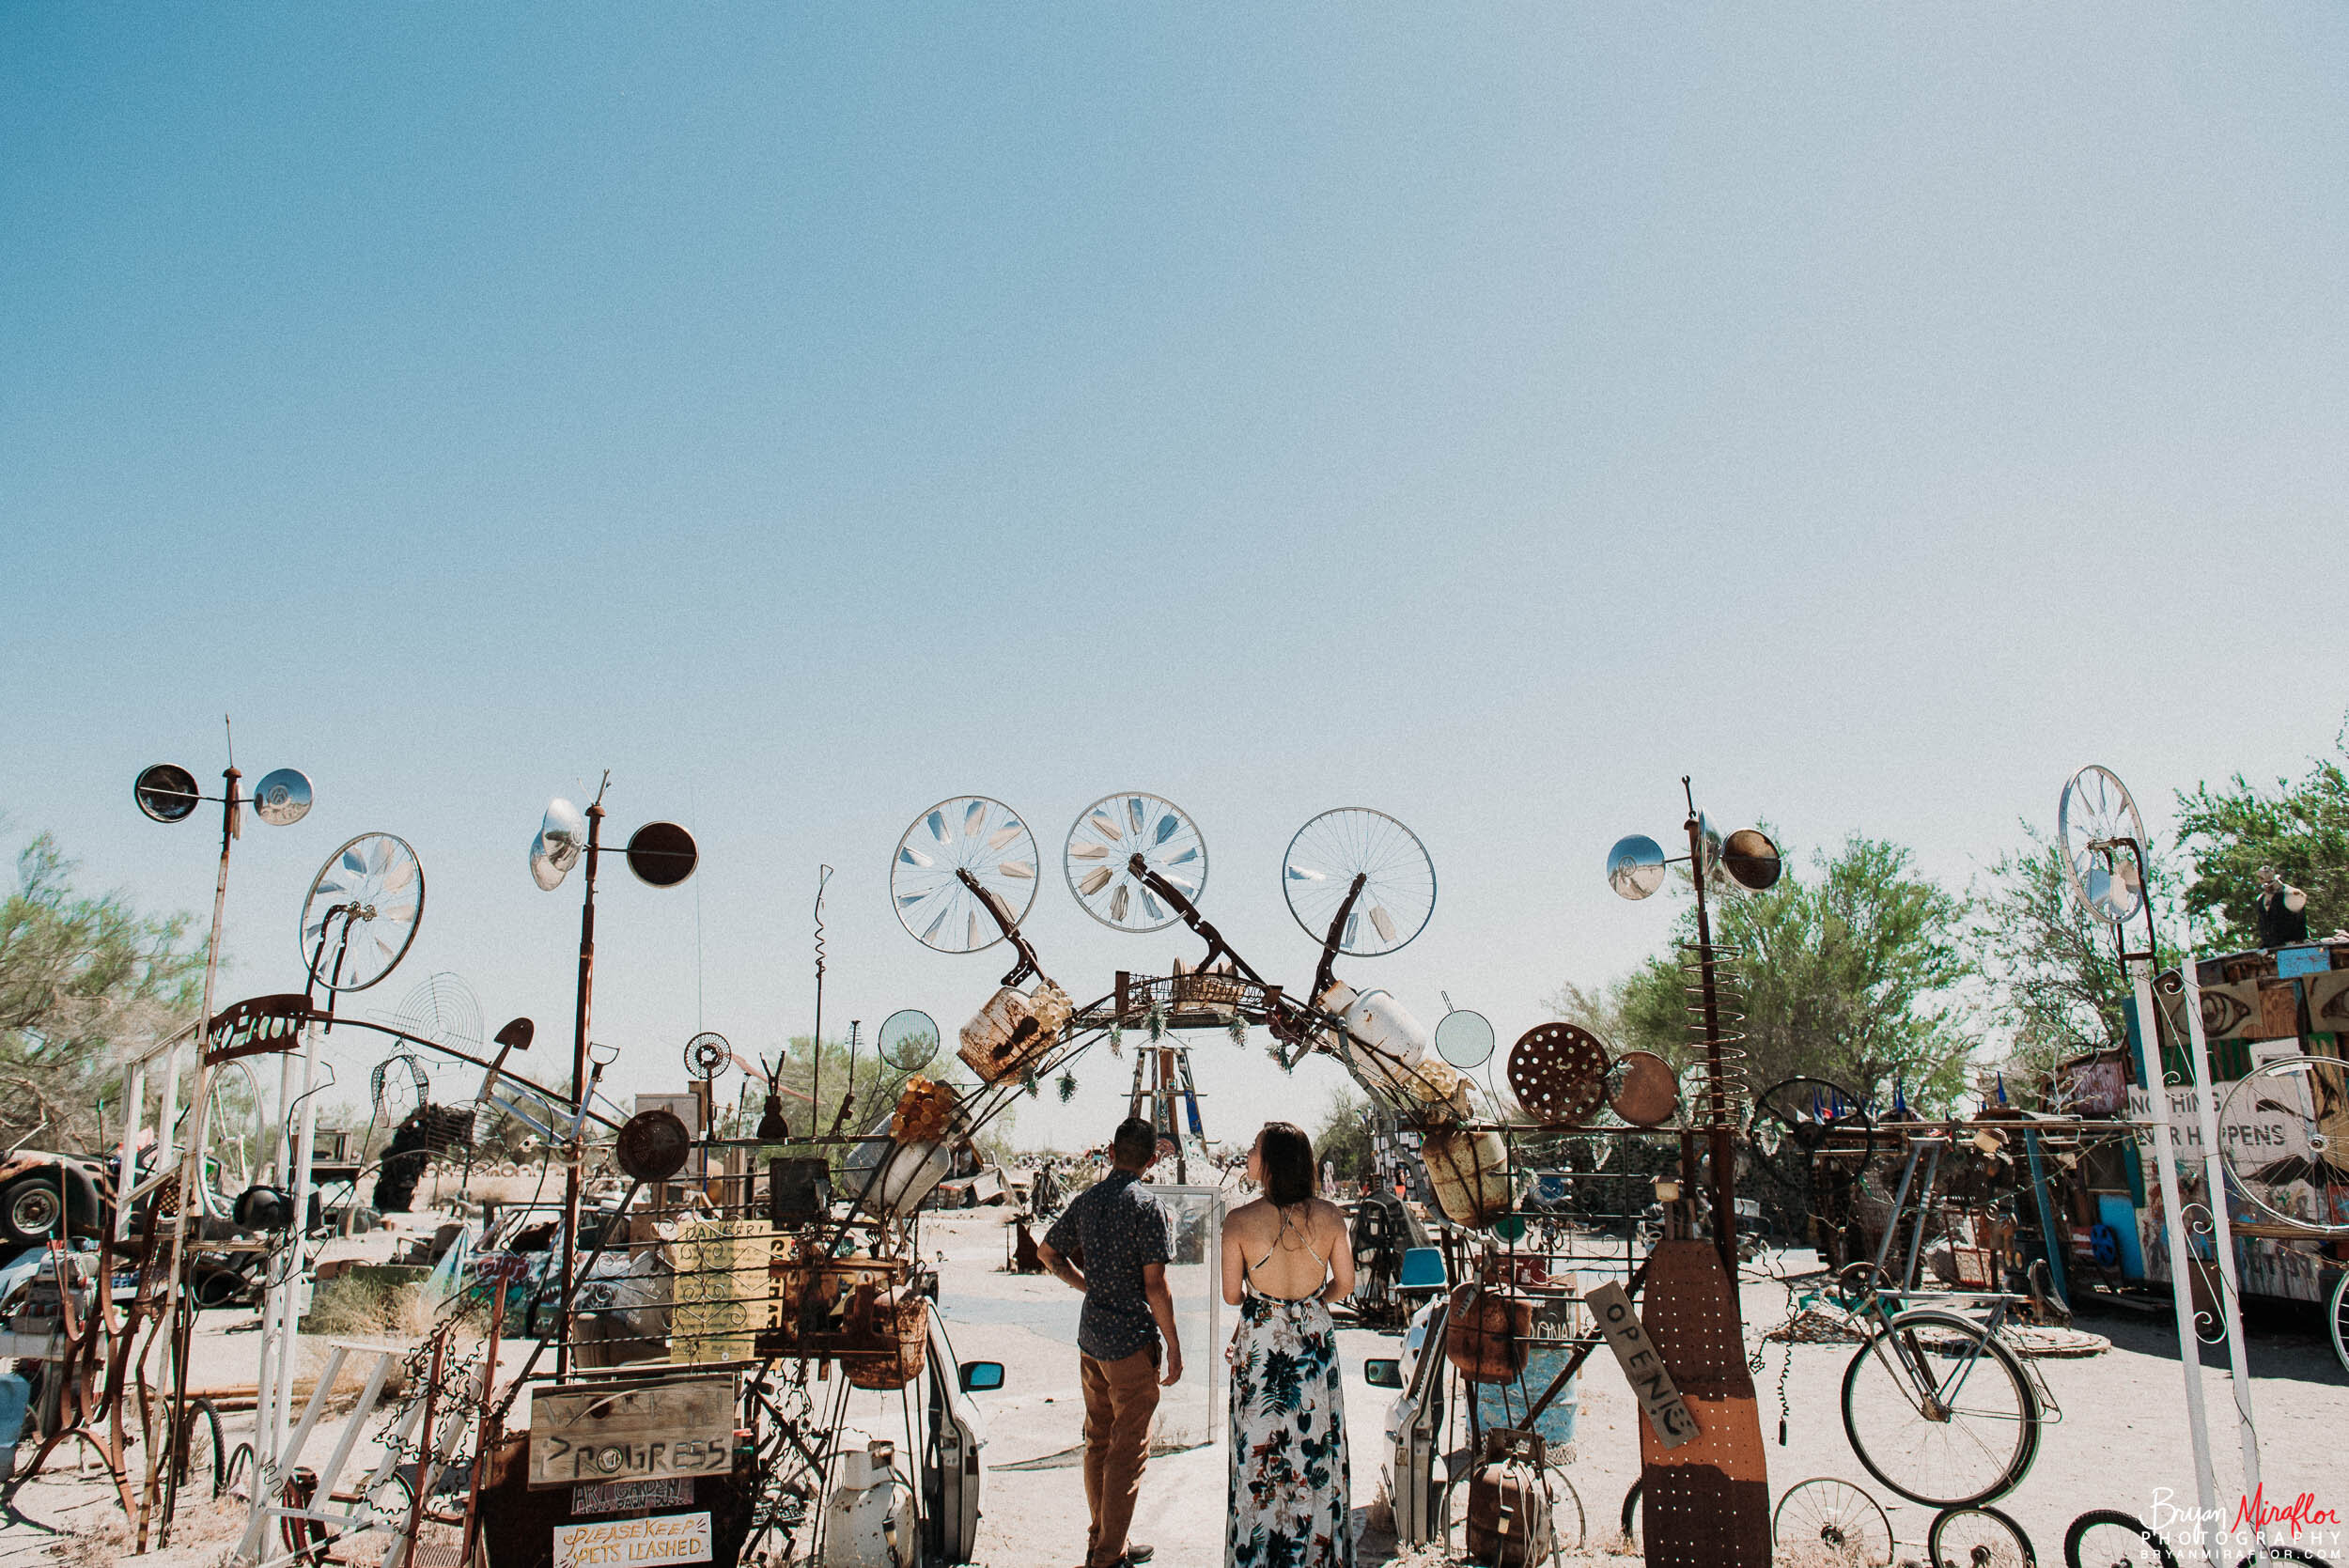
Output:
top-left (1421, 1126), bottom-right (1511, 1228)
top-left (957, 981), bottom-right (1072, 1083)
top-left (1443, 1282), bottom-right (1532, 1385)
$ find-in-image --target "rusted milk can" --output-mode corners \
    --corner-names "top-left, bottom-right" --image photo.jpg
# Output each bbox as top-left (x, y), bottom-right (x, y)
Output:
top-left (957, 980), bottom-right (1073, 1083)
top-left (1421, 1125), bottom-right (1512, 1229)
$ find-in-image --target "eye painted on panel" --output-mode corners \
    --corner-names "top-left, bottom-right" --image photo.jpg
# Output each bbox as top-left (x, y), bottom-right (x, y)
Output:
top-left (2199, 990), bottom-right (2253, 1037)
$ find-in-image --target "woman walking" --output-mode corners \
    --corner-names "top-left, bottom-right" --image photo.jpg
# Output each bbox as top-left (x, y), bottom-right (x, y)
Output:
top-left (1221, 1122), bottom-right (1356, 1568)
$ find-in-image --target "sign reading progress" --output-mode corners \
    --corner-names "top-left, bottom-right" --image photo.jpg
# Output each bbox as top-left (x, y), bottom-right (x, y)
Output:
top-left (530, 1377), bottom-right (738, 1489)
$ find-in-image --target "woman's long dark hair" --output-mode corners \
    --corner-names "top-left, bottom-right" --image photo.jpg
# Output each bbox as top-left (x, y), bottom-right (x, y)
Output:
top-left (1256, 1122), bottom-right (1315, 1207)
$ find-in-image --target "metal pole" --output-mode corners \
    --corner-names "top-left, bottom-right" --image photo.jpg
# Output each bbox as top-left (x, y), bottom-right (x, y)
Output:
top-left (2129, 954), bottom-right (2221, 1564)
top-left (272, 1016), bottom-right (325, 1465)
top-left (158, 762), bottom-right (238, 1544)
top-left (556, 800), bottom-right (604, 1380)
top-left (2177, 948), bottom-right (2267, 1566)
top-left (116, 1062), bottom-right (145, 1245)
top-left (2022, 1130), bottom-right (2068, 1310)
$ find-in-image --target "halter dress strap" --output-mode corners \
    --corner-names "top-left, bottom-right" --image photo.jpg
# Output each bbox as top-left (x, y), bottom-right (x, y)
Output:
top-left (1244, 1202), bottom-right (1331, 1303)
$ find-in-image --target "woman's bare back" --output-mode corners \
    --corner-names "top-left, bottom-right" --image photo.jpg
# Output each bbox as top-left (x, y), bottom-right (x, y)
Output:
top-left (1225, 1195), bottom-right (1346, 1302)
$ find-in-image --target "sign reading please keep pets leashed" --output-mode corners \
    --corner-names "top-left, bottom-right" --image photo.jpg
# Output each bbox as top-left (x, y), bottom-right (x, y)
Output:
top-left (529, 1377), bottom-right (738, 1489)
top-left (552, 1510), bottom-right (711, 1568)
top-left (1583, 1281), bottom-right (1699, 1449)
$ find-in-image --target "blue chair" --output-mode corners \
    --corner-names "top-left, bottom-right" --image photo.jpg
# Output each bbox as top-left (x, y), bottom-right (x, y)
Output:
top-left (1397, 1247), bottom-right (1447, 1294)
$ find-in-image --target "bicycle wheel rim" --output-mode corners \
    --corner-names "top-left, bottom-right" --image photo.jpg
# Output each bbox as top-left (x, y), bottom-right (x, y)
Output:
top-left (1929, 1504), bottom-right (2037, 1567)
top-left (2064, 1510), bottom-right (2178, 1568)
top-left (1774, 1477), bottom-right (1894, 1566)
top-left (1554, 1473), bottom-right (1584, 1553)
top-left (1843, 1312), bottom-right (2038, 1508)
top-left (2330, 1272), bottom-right (2349, 1379)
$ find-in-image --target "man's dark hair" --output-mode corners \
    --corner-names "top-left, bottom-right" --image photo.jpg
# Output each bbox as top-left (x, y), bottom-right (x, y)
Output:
top-left (1257, 1121), bottom-right (1315, 1207)
top-left (1111, 1117), bottom-right (1158, 1170)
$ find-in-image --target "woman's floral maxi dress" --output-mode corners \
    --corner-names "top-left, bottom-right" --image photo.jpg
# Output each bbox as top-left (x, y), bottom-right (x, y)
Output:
top-left (1226, 1286), bottom-right (1354, 1568)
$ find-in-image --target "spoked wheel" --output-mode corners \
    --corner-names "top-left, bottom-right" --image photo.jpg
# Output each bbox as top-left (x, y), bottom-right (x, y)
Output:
top-left (2330, 1269), bottom-right (2349, 1378)
top-left (1842, 1310), bottom-right (2041, 1508)
top-left (1552, 1472), bottom-right (1584, 1552)
top-left (1929, 1505), bottom-right (2037, 1567)
top-left (2216, 1055), bottom-right (2349, 1238)
top-left (1773, 1476), bottom-right (1893, 1565)
top-left (2063, 1510), bottom-right (2177, 1568)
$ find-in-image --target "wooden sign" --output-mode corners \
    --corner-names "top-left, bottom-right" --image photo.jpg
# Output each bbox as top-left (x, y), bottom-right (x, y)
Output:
top-left (572, 1477), bottom-right (693, 1516)
top-left (552, 1511), bottom-right (711, 1568)
top-left (529, 1377), bottom-right (737, 1489)
top-left (1581, 1281), bottom-right (1697, 1448)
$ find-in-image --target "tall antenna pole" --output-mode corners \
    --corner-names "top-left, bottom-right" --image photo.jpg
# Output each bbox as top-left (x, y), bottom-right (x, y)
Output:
top-left (812, 866), bottom-right (832, 1136)
top-left (556, 781), bottom-right (607, 1379)
top-left (160, 734), bottom-right (241, 1545)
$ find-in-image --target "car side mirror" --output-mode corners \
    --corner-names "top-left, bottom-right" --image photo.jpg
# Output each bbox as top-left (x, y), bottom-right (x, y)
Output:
top-left (1362, 1358), bottom-right (1404, 1389)
top-left (958, 1360), bottom-right (1005, 1392)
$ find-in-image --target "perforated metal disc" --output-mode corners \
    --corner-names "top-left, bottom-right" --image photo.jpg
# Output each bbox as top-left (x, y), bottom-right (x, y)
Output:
top-left (1607, 1050), bottom-right (1679, 1126)
top-left (1435, 1009), bottom-right (1497, 1069)
top-left (2058, 765), bottom-right (2147, 925)
top-left (1064, 792), bottom-right (1206, 933)
top-left (1283, 808), bottom-right (1437, 956)
top-left (878, 1009), bottom-right (941, 1072)
top-left (891, 796), bottom-right (1038, 954)
top-left (300, 833), bottom-right (425, 993)
top-left (1507, 1022), bottom-right (1610, 1124)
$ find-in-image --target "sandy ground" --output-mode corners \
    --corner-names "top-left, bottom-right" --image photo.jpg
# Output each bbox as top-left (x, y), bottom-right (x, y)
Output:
top-left (3, 1208), bottom-right (2343, 1567)
top-left (920, 1213), bottom-right (2349, 1568)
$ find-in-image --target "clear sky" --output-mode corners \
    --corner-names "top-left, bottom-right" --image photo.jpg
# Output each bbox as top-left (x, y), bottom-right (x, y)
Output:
top-left (5, 6), bottom-right (2345, 1148)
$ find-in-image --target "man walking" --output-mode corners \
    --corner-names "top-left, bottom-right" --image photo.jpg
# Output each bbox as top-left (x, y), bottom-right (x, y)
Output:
top-left (1037, 1117), bottom-right (1184, 1568)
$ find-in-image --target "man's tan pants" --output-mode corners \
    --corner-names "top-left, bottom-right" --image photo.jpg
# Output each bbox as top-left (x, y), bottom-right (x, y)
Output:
top-left (1079, 1344), bottom-right (1160, 1568)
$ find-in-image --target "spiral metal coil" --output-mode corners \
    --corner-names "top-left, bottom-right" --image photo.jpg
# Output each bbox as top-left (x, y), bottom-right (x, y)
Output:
top-left (1679, 940), bottom-right (1750, 1129)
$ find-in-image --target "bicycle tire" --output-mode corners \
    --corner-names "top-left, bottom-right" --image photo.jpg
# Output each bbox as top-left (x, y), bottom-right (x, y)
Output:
top-left (1843, 1309), bottom-right (2041, 1508)
top-left (225, 1441), bottom-right (256, 1499)
top-left (2064, 1509), bottom-right (2178, 1568)
top-left (2329, 1269), bottom-right (2348, 1379)
top-left (1929, 1504), bottom-right (2036, 1566)
top-left (1553, 1472), bottom-right (1584, 1551)
top-left (170, 1397), bottom-right (225, 1498)
top-left (1620, 1478), bottom-right (1641, 1547)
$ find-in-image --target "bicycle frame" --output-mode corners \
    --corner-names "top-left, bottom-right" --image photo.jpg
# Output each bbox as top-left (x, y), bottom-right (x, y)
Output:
top-left (1843, 1133), bottom-right (2062, 1423)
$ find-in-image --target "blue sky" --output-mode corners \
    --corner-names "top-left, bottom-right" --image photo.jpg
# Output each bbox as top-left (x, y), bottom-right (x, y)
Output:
top-left (5, 6), bottom-right (2346, 1145)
